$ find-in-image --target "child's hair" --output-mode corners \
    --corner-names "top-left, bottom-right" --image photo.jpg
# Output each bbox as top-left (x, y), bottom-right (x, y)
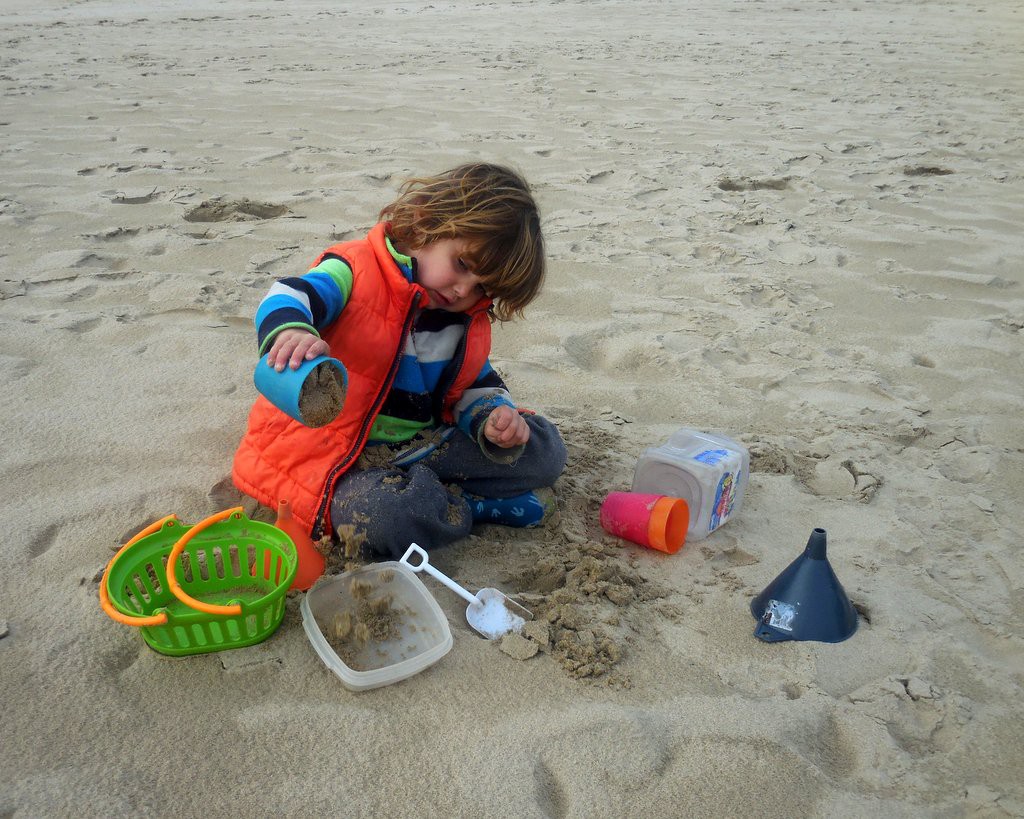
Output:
top-left (380, 163), bottom-right (545, 321)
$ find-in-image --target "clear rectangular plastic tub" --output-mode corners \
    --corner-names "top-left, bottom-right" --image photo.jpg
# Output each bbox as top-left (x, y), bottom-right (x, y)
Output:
top-left (631, 428), bottom-right (750, 541)
top-left (301, 561), bottom-right (452, 691)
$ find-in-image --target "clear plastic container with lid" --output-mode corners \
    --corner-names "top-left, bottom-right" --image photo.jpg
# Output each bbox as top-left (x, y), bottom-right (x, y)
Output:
top-left (301, 561), bottom-right (452, 691)
top-left (631, 428), bottom-right (750, 541)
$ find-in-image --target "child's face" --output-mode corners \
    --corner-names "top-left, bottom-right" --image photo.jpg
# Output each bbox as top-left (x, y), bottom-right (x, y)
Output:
top-left (412, 238), bottom-right (488, 312)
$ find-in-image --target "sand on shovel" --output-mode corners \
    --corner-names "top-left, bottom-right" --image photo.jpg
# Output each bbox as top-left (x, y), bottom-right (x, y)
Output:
top-left (298, 361), bottom-right (346, 427)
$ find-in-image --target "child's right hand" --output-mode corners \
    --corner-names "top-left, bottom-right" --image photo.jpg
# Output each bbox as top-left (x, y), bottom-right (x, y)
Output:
top-left (266, 328), bottom-right (330, 371)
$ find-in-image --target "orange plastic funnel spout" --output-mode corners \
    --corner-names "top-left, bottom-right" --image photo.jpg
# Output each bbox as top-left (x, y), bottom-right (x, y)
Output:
top-left (275, 500), bottom-right (325, 591)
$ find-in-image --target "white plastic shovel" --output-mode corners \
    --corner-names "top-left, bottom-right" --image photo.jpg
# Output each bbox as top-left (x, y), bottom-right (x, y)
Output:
top-left (399, 544), bottom-right (532, 640)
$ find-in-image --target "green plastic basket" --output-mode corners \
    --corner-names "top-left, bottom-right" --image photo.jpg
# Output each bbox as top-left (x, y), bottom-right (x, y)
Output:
top-left (100, 508), bottom-right (297, 657)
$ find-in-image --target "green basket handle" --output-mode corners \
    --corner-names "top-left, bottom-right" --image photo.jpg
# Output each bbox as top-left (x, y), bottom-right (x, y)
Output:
top-left (166, 507), bottom-right (245, 617)
top-left (99, 514), bottom-right (180, 627)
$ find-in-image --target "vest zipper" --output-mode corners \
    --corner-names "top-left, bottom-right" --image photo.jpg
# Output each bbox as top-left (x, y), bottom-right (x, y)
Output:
top-left (311, 291), bottom-right (422, 540)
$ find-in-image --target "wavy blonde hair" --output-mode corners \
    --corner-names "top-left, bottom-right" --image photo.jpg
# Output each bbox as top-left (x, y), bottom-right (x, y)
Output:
top-left (380, 163), bottom-right (545, 321)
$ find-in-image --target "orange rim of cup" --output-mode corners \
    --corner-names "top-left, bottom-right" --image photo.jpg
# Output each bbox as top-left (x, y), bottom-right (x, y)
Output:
top-left (647, 497), bottom-right (689, 554)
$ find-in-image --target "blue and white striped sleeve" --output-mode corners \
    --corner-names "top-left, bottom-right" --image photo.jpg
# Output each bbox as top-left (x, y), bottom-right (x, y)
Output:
top-left (255, 256), bottom-right (353, 354)
top-left (453, 360), bottom-right (517, 446)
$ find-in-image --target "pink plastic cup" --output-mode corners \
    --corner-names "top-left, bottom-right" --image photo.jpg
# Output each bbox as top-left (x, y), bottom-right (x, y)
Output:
top-left (600, 492), bottom-right (689, 554)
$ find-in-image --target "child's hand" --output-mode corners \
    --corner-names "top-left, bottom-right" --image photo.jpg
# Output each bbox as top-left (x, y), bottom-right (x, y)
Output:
top-left (266, 329), bottom-right (330, 371)
top-left (483, 405), bottom-right (530, 448)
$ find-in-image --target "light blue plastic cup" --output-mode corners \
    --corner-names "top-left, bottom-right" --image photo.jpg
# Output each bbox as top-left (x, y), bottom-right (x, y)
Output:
top-left (253, 354), bottom-right (348, 428)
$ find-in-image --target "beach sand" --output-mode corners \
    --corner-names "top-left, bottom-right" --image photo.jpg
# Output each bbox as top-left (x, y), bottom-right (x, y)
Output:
top-left (2, 0), bottom-right (1023, 815)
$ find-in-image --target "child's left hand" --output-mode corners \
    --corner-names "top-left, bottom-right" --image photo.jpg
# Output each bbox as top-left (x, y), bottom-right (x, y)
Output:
top-left (483, 405), bottom-right (530, 448)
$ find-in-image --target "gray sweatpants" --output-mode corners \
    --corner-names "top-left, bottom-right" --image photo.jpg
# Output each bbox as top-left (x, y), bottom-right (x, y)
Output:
top-left (329, 415), bottom-right (566, 559)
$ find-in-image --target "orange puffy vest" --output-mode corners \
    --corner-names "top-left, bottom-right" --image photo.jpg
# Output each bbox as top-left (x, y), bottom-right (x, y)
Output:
top-left (232, 223), bottom-right (493, 537)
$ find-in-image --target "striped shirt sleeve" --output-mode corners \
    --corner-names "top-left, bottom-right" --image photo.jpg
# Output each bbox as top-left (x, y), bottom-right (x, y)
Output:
top-left (453, 360), bottom-right (517, 443)
top-left (255, 256), bottom-right (353, 354)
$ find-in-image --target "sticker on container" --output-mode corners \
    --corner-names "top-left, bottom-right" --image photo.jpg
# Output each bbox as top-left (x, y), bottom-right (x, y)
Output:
top-left (694, 448), bottom-right (729, 465)
top-left (765, 599), bottom-right (797, 632)
top-left (709, 470), bottom-right (740, 531)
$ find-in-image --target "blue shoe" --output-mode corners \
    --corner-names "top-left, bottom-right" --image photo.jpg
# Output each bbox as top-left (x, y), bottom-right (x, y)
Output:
top-left (469, 488), bottom-right (555, 528)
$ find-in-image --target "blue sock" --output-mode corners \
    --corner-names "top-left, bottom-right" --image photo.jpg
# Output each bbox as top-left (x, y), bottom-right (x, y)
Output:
top-left (468, 489), bottom-right (552, 528)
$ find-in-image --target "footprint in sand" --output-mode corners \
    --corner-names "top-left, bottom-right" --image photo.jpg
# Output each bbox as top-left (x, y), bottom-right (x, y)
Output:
top-left (729, 278), bottom-right (799, 309)
top-left (718, 175), bottom-right (790, 191)
top-left (782, 711), bottom-right (859, 779)
top-left (218, 644), bottom-right (284, 672)
top-left (1, 279), bottom-right (27, 299)
top-left (995, 310), bottom-right (1024, 334)
top-left (585, 169), bottom-right (615, 185)
top-left (847, 676), bottom-right (972, 758)
top-left (749, 442), bottom-right (882, 503)
top-left (793, 455), bottom-right (883, 503)
top-left (98, 639), bottom-right (143, 677)
top-left (101, 188), bottom-right (162, 205)
top-left (79, 163), bottom-right (173, 176)
top-left (903, 165), bottom-right (954, 177)
top-left (54, 313), bottom-right (103, 334)
top-left (533, 711), bottom-right (673, 815)
top-left (81, 226), bottom-right (141, 241)
top-left (183, 198), bottom-right (290, 223)
top-left (533, 709), bottom-right (830, 815)
top-left (711, 544), bottom-right (760, 568)
top-left (1, 355), bottom-right (36, 379)
top-left (27, 522), bottom-right (60, 559)
top-left (72, 252), bottom-right (127, 272)
top-left (562, 328), bottom-right (609, 371)
top-left (770, 240), bottom-right (817, 266)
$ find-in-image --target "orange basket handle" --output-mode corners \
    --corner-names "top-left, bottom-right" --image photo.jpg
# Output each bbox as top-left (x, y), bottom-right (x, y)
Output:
top-left (99, 514), bottom-right (179, 627)
top-left (165, 507), bottom-right (245, 617)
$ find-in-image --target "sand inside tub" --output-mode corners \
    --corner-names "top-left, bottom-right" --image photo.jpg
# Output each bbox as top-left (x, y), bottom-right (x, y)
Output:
top-left (298, 361), bottom-right (346, 427)
top-left (323, 572), bottom-right (410, 671)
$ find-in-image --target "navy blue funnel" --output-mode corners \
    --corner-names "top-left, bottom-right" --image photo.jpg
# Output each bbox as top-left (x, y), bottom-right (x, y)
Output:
top-left (750, 528), bottom-right (858, 643)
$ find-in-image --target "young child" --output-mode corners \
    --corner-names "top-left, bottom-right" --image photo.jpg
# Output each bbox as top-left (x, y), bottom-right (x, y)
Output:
top-left (232, 163), bottom-right (567, 559)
